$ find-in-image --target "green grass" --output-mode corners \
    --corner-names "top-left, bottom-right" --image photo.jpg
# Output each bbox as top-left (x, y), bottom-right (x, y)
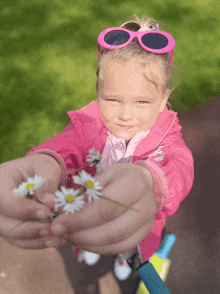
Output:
top-left (0, 0), bottom-right (219, 162)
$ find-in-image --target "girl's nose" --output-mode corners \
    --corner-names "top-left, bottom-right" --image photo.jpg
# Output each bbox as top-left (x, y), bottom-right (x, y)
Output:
top-left (118, 106), bottom-right (133, 121)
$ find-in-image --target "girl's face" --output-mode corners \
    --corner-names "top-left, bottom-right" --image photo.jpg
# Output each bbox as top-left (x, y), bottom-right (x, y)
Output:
top-left (98, 58), bottom-right (170, 143)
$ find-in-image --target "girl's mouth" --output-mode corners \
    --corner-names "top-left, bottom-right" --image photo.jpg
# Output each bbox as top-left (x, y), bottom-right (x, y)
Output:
top-left (118, 125), bottom-right (133, 129)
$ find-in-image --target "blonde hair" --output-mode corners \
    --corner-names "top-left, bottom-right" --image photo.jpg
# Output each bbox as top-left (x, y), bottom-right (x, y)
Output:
top-left (95, 14), bottom-right (179, 110)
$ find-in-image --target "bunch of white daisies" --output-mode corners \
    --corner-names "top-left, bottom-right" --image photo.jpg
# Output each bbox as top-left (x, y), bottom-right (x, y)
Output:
top-left (13, 148), bottom-right (139, 219)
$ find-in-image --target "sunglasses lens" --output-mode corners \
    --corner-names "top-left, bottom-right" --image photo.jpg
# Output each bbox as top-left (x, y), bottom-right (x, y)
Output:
top-left (141, 33), bottom-right (168, 49)
top-left (104, 30), bottom-right (130, 46)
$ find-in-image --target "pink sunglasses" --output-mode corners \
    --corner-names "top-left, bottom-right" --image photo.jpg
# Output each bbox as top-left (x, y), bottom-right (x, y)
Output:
top-left (98, 27), bottom-right (175, 75)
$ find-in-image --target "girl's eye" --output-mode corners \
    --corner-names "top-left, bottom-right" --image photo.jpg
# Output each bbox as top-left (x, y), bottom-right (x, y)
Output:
top-left (106, 99), bottom-right (149, 104)
top-left (138, 101), bottom-right (149, 104)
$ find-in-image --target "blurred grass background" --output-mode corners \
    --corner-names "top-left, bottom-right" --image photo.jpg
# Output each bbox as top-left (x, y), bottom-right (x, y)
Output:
top-left (0, 0), bottom-right (219, 162)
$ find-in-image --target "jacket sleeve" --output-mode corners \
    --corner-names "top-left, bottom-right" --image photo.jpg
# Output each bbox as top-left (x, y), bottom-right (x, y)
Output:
top-left (134, 116), bottom-right (194, 220)
top-left (25, 123), bottom-right (89, 188)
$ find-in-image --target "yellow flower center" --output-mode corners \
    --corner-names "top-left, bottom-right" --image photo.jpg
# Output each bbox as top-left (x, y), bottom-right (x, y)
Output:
top-left (85, 180), bottom-right (95, 189)
top-left (25, 182), bottom-right (35, 190)
top-left (66, 194), bottom-right (75, 203)
top-left (99, 155), bottom-right (103, 159)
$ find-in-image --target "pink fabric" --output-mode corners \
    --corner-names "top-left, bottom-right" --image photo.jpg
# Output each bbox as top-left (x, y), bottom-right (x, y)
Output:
top-left (27, 149), bottom-right (68, 187)
top-left (73, 246), bottom-right (81, 259)
top-left (139, 218), bottom-right (165, 261)
top-left (96, 129), bottom-right (150, 171)
top-left (26, 99), bottom-right (194, 261)
top-left (134, 160), bottom-right (168, 215)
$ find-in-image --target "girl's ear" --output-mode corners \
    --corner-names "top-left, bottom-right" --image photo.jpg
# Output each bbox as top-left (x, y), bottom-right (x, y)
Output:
top-left (159, 89), bottom-right (171, 112)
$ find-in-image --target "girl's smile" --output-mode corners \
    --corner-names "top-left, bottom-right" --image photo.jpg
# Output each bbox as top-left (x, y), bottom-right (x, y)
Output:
top-left (118, 125), bottom-right (134, 129)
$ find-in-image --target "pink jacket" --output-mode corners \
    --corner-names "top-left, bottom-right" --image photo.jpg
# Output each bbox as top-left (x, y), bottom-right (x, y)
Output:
top-left (26, 99), bottom-right (194, 262)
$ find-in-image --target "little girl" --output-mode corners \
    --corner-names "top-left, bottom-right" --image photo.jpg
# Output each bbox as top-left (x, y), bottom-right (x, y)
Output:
top-left (0, 14), bottom-right (194, 284)
top-left (28, 13), bottom-right (194, 280)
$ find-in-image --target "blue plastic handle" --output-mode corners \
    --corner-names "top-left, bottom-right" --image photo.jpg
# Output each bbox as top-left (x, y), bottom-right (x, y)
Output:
top-left (137, 261), bottom-right (171, 294)
top-left (156, 234), bottom-right (176, 259)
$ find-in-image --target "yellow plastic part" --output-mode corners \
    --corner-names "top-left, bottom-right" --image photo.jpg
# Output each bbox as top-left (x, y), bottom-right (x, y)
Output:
top-left (136, 254), bottom-right (171, 294)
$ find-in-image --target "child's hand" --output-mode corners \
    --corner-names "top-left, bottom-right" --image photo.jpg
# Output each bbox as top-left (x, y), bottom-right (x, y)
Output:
top-left (51, 163), bottom-right (157, 255)
top-left (0, 154), bottom-right (69, 249)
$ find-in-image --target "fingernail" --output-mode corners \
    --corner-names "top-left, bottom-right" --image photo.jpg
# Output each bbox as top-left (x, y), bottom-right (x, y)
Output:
top-left (45, 240), bottom-right (57, 247)
top-left (53, 224), bottom-right (66, 235)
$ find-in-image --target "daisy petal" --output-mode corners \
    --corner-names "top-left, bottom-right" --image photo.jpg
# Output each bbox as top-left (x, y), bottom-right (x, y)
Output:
top-left (54, 203), bottom-right (64, 211)
top-left (13, 188), bottom-right (28, 197)
top-left (54, 186), bottom-right (85, 215)
top-left (72, 175), bottom-right (83, 185)
top-left (61, 186), bottom-right (67, 194)
top-left (55, 190), bottom-right (65, 200)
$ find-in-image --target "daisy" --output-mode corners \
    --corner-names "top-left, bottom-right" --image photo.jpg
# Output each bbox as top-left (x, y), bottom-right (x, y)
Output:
top-left (86, 148), bottom-right (103, 168)
top-left (72, 170), bottom-right (102, 202)
top-left (67, 148), bottom-right (103, 175)
top-left (54, 187), bottom-right (85, 214)
top-left (13, 175), bottom-right (44, 197)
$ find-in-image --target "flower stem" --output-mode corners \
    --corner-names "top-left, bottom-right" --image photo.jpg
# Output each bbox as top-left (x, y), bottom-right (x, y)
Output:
top-left (50, 210), bottom-right (65, 220)
top-left (67, 163), bottom-right (91, 175)
top-left (27, 193), bottom-right (45, 206)
top-left (76, 186), bottom-right (87, 196)
top-left (75, 186), bottom-right (138, 212)
top-left (99, 195), bottom-right (140, 212)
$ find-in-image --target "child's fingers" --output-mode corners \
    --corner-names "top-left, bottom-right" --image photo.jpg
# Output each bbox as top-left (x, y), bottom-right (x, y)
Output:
top-left (34, 191), bottom-right (56, 208)
top-left (94, 163), bottom-right (124, 187)
top-left (0, 158), bottom-right (57, 222)
top-left (0, 183), bottom-right (52, 222)
top-left (66, 199), bottom-right (154, 249)
top-left (68, 202), bottom-right (145, 247)
top-left (4, 235), bottom-right (69, 250)
top-left (51, 182), bottom-right (135, 236)
top-left (75, 224), bottom-right (151, 255)
top-left (0, 213), bottom-right (52, 240)
top-left (13, 196), bottom-right (52, 221)
top-left (50, 196), bottom-right (125, 237)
